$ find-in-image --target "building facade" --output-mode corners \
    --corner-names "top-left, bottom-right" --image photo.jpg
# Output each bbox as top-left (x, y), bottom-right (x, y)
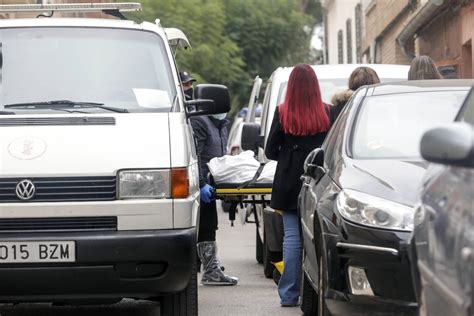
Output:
top-left (321, 0), bottom-right (367, 64)
top-left (323, 0), bottom-right (473, 78)
top-left (0, 0), bottom-right (111, 19)
top-left (362, 0), bottom-right (473, 78)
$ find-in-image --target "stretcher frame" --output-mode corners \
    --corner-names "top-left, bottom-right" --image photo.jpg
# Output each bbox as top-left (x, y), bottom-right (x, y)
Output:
top-left (213, 182), bottom-right (272, 226)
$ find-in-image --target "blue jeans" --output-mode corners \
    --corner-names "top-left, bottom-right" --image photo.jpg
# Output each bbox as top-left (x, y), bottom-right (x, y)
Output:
top-left (278, 210), bottom-right (302, 305)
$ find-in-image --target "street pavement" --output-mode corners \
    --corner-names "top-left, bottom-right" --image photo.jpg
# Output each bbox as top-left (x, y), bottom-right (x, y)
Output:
top-left (0, 204), bottom-right (302, 316)
top-left (198, 204), bottom-right (301, 316)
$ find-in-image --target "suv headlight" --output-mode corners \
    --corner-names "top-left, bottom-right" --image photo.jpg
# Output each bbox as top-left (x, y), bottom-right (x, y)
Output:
top-left (118, 170), bottom-right (170, 199)
top-left (336, 189), bottom-right (413, 231)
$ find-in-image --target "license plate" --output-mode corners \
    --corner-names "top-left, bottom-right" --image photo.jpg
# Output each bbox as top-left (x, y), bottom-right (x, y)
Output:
top-left (0, 241), bottom-right (75, 263)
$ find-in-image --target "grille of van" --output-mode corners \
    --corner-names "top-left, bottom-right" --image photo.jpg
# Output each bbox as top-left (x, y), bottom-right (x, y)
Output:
top-left (0, 176), bottom-right (117, 202)
top-left (0, 217), bottom-right (117, 232)
top-left (0, 117), bottom-right (115, 126)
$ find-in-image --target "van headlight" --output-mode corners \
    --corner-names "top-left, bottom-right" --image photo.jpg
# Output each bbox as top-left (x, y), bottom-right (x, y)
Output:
top-left (118, 170), bottom-right (170, 199)
top-left (336, 189), bottom-right (414, 231)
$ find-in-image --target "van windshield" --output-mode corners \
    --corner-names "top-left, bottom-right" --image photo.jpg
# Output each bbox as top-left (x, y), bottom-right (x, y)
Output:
top-left (0, 27), bottom-right (176, 113)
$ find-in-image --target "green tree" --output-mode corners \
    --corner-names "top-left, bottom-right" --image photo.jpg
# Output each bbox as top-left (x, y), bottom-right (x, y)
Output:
top-left (124, 0), bottom-right (248, 107)
top-left (121, 0), bottom-right (321, 111)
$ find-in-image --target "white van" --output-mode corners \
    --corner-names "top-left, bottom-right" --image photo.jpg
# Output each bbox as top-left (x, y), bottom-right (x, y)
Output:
top-left (0, 3), bottom-right (229, 315)
top-left (241, 64), bottom-right (410, 278)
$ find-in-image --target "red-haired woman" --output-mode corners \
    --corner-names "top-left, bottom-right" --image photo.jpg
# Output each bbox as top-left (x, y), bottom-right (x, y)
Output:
top-left (265, 64), bottom-right (331, 307)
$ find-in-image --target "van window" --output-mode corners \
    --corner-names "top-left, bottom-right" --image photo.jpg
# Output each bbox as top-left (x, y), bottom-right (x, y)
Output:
top-left (0, 28), bottom-right (176, 113)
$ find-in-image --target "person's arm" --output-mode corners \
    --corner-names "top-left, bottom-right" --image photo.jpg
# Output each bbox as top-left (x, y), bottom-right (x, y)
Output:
top-left (190, 118), bottom-right (208, 187)
top-left (265, 107), bottom-right (284, 160)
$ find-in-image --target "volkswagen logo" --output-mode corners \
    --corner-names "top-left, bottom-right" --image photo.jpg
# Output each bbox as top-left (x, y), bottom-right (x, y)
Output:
top-left (15, 180), bottom-right (36, 200)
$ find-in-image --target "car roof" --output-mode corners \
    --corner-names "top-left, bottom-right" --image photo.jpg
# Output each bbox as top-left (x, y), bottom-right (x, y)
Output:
top-left (0, 18), bottom-right (157, 33)
top-left (271, 64), bottom-right (409, 82)
top-left (367, 80), bottom-right (474, 96)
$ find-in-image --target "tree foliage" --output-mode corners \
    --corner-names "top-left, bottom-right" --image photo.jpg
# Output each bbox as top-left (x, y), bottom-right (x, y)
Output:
top-left (121, 0), bottom-right (321, 110)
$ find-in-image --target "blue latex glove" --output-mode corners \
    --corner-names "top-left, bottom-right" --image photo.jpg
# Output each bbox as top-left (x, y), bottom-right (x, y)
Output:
top-left (200, 184), bottom-right (214, 204)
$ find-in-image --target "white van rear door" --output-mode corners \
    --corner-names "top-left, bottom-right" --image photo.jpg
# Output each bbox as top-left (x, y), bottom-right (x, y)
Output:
top-left (245, 76), bottom-right (263, 123)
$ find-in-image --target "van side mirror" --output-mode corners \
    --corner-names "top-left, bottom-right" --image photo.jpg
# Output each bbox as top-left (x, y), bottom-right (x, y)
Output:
top-left (241, 123), bottom-right (264, 154)
top-left (304, 148), bottom-right (325, 180)
top-left (186, 84), bottom-right (231, 118)
top-left (420, 123), bottom-right (474, 168)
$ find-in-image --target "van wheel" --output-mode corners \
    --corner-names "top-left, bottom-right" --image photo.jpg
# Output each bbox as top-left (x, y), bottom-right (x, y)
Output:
top-left (256, 227), bottom-right (263, 264)
top-left (160, 259), bottom-right (198, 316)
top-left (263, 234), bottom-right (281, 278)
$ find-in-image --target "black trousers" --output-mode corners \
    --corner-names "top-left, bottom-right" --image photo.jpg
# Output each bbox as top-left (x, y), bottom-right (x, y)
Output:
top-left (197, 200), bottom-right (218, 242)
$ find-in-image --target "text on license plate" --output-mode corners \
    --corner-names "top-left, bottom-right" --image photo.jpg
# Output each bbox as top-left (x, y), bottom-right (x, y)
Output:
top-left (0, 241), bottom-right (75, 263)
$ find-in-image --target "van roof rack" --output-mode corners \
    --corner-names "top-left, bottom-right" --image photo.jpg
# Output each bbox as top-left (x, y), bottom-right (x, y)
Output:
top-left (0, 3), bottom-right (142, 20)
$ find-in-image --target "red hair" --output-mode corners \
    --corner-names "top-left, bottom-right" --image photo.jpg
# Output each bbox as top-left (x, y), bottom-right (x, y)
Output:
top-left (279, 64), bottom-right (330, 136)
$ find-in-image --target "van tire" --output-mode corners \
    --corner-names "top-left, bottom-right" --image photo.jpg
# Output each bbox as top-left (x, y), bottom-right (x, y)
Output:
top-left (160, 259), bottom-right (198, 316)
top-left (263, 235), bottom-right (279, 279)
top-left (256, 227), bottom-right (263, 264)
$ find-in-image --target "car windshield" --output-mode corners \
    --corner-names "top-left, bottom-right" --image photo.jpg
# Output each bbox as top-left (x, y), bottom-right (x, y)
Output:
top-left (457, 89), bottom-right (474, 125)
top-left (0, 27), bottom-right (176, 113)
top-left (277, 78), bottom-right (403, 105)
top-left (351, 90), bottom-right (468, 159)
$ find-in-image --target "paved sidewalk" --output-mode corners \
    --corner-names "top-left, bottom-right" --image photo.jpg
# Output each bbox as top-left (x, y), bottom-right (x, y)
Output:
top-left (198, 204), bottom-right (301, 316)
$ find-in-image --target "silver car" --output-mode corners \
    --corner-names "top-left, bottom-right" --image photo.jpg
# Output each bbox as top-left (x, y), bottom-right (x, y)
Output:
top-left (412, 87), bottom-right (474, 316)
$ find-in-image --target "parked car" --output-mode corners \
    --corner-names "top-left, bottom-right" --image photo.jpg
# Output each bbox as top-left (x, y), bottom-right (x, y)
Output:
top-left (242, 64), bottom-right (410, 278)
top-left (0, 3), bottom-right (230, 315)
top-left (298, 80), bottom-right (473, 315)
top-left (411, 87), bottom-right (474, 316)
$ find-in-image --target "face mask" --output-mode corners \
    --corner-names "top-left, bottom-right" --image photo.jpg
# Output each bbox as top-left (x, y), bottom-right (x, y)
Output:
top-left (184, 88), bottom-right (194, 100)
top-left (212, 113), bottom-right (227, 120)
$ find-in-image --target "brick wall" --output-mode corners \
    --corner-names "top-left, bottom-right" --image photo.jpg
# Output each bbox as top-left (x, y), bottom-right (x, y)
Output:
top-left (460, 1), bottom-right (474, 78)
top-left (363, 0), bottom-right (412, 52)
top-left (378, 16), bottom-right (412, 64)
top-left (417, 7), bottom-right (461, 66)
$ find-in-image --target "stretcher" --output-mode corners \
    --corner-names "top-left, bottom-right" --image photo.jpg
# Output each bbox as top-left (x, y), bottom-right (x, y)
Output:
top-left (213, 181), bottom-right (272, 226)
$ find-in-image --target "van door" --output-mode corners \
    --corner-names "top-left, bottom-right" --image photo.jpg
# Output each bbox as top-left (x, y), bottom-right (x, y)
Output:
top-left (245, 76), bottom-right (262, 123)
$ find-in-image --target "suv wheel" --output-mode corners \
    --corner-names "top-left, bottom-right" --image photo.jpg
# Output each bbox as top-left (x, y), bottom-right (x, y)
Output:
top-left (160, 259), bottom-right (198, 316)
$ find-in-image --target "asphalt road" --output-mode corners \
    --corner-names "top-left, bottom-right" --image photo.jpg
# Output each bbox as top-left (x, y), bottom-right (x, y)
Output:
top-left (198, 204), bottom-right (301, 316)
top-left (0, 204), bottom-right (302, 316)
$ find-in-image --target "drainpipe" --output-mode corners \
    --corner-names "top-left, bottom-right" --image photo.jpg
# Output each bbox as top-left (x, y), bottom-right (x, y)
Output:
top-left (397, 0), bottom-right (445, 59)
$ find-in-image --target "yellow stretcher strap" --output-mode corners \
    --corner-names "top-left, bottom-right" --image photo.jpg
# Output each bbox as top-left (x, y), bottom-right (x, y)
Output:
top-left (215, 187), bottom-right (272, 195)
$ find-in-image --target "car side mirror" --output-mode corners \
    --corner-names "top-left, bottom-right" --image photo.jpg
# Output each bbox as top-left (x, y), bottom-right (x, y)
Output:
top-left (304, 148), bottom-right (325, 180)
top-left (241, 122), bottom-right (264, 154)
top-left (420, 123), bottom-right (474, 168)
top-left (186, 84), bottom-right (231, 118)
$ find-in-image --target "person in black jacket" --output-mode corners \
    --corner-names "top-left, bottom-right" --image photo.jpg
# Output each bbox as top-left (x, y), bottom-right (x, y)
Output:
top-left (190, 112), bottom-right (239, 286)
top-left (265, 64), bottom-right (332, 307)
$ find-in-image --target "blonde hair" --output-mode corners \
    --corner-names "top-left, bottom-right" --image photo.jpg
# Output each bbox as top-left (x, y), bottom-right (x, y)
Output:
top-left (408, 55), bottom-right (442, 80)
